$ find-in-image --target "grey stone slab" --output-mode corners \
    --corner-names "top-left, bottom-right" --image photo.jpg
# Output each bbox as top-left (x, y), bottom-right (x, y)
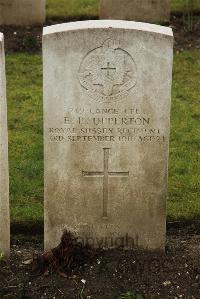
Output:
top-left (43, 20), bottom-right (173, 251)
top-left (0, 33), bottom-right (9, 257)
top-left (100, 0), bottom-right (171, 23)
top-left (0, 0), bottom-right (45, 25)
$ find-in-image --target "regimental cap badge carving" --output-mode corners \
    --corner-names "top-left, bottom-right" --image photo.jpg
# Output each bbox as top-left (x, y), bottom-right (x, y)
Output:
top-left (78, 38), bottom-right (137, 103)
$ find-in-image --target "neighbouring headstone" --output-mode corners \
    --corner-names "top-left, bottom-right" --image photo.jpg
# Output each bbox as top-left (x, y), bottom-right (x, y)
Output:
top-left (0, 33), bottom-right (9, 256)
top-left (100, 0), bottom-right (170, 23)
top-left (0, 0), bottom-right (45, 25)
top-left (43, 20), bottom-right (173, 251)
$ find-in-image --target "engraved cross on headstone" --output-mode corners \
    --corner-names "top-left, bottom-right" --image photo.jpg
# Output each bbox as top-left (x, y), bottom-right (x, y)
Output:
top-left (101, 62), bottom-right (116, 78)
top-left (82, 148), bottom-right (129, 219)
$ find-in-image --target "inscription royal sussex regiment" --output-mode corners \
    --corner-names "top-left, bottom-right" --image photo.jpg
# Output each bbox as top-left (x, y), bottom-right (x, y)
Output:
top-left (78, 38), bottom-right (137, 103)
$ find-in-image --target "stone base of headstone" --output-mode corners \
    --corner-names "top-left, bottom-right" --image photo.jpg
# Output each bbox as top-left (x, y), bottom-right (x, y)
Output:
top-left (100, 0), bottom-right (170, 23)
top-left (0, 0), bottom-right (45, 25)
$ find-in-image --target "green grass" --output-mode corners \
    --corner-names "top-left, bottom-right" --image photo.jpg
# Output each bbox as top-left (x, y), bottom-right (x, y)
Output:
top-left (118, 291), bottom-right (144, 299)
top-left (6, 51), bottom-right (200, 222)
top-left (46, 0), bottom-right (200, 19)
top-left (6, 54), bottom-right (43, 222)
top-left (167, 51), bottom-right (200, 220)
top-left (171, 0), bottom-right (200, 13)
top-left (46, 0), bottom-right (99, 19)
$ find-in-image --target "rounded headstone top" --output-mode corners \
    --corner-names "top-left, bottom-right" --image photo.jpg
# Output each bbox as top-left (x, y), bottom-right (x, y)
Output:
top-left (43, 20), bottom-right (173, 38)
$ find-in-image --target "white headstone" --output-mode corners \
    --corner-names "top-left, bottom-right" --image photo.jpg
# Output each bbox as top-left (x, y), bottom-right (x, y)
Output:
top-left (43, 21), bottom-right (173, 251)
top-left (0, 33), bottom-right (9, 256)
top-left (0, 0), bottom-right (45, 25)
top-left (100, 0), bottom-right (170, 23)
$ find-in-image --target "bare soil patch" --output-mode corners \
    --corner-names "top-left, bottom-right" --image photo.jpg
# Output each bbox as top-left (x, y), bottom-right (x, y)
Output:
top-left (0, 224), bottom-right (199, 299)
top-left (0, 15), bottom-right (199, 54)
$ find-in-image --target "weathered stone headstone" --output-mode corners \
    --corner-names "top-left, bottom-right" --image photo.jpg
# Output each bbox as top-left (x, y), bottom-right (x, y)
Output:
top-left (43, 20), bottom-right (173, 251)
top-left (100, 0), bottom-right (170, 23)
top-left (0, 33), bottom-right (9, 256)
top-left (0, 0), bottom-right (45, 25)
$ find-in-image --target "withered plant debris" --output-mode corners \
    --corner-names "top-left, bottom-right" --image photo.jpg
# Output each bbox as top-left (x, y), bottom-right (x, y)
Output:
top-left (32, 231), bottom-right (97, 277)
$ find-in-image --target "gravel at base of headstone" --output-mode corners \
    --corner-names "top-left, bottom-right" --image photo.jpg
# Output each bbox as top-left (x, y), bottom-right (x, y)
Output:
top-left (0, 33), bottom-right (10, 257)
top-left (43, 20), bottom-right (173, 251)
